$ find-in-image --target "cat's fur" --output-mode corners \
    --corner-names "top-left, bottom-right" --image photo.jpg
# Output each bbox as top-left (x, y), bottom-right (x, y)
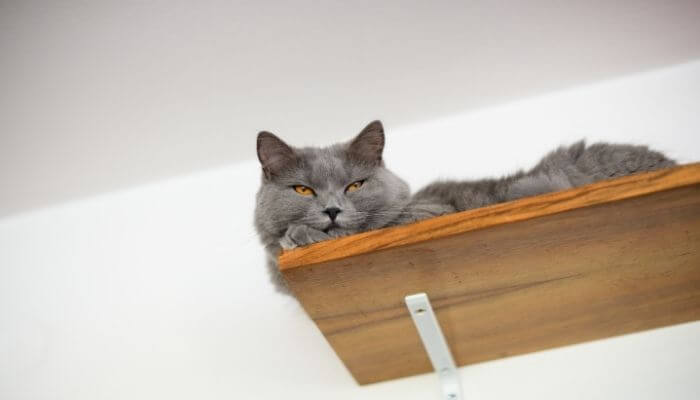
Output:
top-left (254, 120), bottom-right (675, 292)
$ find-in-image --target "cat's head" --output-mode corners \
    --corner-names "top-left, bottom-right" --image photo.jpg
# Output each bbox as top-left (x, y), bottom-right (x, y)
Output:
top-left (254, 120), bottom-right (410, 241)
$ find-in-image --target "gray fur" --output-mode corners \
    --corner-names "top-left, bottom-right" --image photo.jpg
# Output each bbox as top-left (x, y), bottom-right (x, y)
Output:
top-left (254, 121), bottom-right (676, 292)
top-left (254, 121), bottom-right (411, 291)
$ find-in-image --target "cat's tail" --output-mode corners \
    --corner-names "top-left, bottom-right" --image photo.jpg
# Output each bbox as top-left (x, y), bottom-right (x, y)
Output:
top-left (411, 140), bottom-right (676, 214)
top-left (531, 140), bottom-right (676, 188)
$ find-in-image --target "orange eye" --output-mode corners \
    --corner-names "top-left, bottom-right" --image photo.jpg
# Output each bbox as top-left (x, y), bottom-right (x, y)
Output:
top-left (293, 185), bottom-right (315, 196)
top-left (346, 181), bottom-right (363, 193)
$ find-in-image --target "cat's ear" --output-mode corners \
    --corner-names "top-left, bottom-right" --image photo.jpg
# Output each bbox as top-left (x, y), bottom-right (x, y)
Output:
top-left (348, 120), bottom-right (385, 165)
top-left (257, 131), bottom-right (297, 179)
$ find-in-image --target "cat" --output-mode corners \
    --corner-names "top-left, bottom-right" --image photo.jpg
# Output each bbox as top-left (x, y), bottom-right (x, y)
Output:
top-left (254, 120), bottom-right (676, 292)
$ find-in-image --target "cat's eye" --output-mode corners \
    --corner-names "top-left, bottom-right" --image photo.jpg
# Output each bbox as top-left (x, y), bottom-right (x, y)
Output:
top-left (346, 180), bottom-right (364, 193)
top-left (293, 185), bottom-right (315, 196)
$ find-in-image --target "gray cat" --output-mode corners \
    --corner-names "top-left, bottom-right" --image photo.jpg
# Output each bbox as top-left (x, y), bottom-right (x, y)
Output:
top-left (254, 120), bottom-right (675, 292)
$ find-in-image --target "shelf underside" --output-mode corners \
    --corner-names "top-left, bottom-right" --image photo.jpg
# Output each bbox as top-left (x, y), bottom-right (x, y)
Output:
top-left (280, 164), bottom-right (700, 385)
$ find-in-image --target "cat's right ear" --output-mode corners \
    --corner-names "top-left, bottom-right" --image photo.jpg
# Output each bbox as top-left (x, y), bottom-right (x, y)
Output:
top-left (257, 131), bottom-right (297, 179)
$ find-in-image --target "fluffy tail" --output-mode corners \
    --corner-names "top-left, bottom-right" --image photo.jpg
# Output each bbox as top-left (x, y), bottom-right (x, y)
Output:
top-left (411, 141), bottom-right (676, 214)
top-left (531, 140), bottom-right (676, 187)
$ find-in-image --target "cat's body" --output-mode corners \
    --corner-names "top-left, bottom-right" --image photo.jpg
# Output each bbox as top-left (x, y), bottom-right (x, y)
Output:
top-left (254, 121), bottom-right (675, 292)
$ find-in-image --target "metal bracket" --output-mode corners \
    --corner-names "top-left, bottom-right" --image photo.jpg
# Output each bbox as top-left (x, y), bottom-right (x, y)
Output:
top-left (405, 293), bottom-right (464, 400)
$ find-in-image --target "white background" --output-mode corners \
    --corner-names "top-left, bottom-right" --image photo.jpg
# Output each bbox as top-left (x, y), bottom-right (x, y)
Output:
top-left (3, 0), bottom-right (700, 216)
top-left (1, 60), bottom-right (699, 399)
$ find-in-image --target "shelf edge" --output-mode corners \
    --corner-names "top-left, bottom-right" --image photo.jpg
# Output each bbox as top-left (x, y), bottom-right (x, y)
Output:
top-left (279, 162), bottom-right (700, 270)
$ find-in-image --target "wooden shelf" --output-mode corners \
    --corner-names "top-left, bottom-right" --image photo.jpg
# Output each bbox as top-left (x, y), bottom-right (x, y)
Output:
top-left (280, 163), bottom-right (700, 385)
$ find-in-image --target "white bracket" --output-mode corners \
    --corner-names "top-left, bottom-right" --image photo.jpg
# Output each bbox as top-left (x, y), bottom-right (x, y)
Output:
top-left (405, 293), bottom-right (464, 400)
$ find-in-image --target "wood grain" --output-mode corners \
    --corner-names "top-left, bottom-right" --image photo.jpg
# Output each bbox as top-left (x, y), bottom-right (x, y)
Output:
top-left (280, 164), bottom-right (700, 385)
top-left (280, 163), bottom-right (700, 270)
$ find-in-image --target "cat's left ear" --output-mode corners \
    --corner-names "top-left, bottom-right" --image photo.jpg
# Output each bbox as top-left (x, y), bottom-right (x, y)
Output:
top-left (348, 120), bottom-right (385, 165)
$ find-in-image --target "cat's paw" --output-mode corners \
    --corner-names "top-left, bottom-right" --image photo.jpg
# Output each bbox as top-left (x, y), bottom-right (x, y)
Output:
top-left (325, 227), bottom-right (357, 239)
top-left (280, 224), bottom-right (331, 250)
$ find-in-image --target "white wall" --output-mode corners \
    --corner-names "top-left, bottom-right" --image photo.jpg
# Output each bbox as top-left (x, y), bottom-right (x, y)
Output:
top-left (4, 0), bottom-right (700, 217)
top-left (1, 61), bottom-right (699, 399)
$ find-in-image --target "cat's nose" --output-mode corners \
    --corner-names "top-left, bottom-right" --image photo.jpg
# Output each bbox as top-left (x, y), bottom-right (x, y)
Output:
top-left (323, 207), bottom-right (342, 221)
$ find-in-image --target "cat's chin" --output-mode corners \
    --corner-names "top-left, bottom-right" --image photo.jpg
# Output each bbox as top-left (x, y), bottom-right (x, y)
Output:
top-left (323, 225), bottom-right (356, 238)
top-left (322, 222), bottom-right (340, 234)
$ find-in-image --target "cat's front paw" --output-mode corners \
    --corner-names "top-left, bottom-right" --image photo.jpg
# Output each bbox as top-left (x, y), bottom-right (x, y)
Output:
top-left (325, 226), bottom-right (357, 239)
top-left (280, 224), bottom-right (331, 250)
